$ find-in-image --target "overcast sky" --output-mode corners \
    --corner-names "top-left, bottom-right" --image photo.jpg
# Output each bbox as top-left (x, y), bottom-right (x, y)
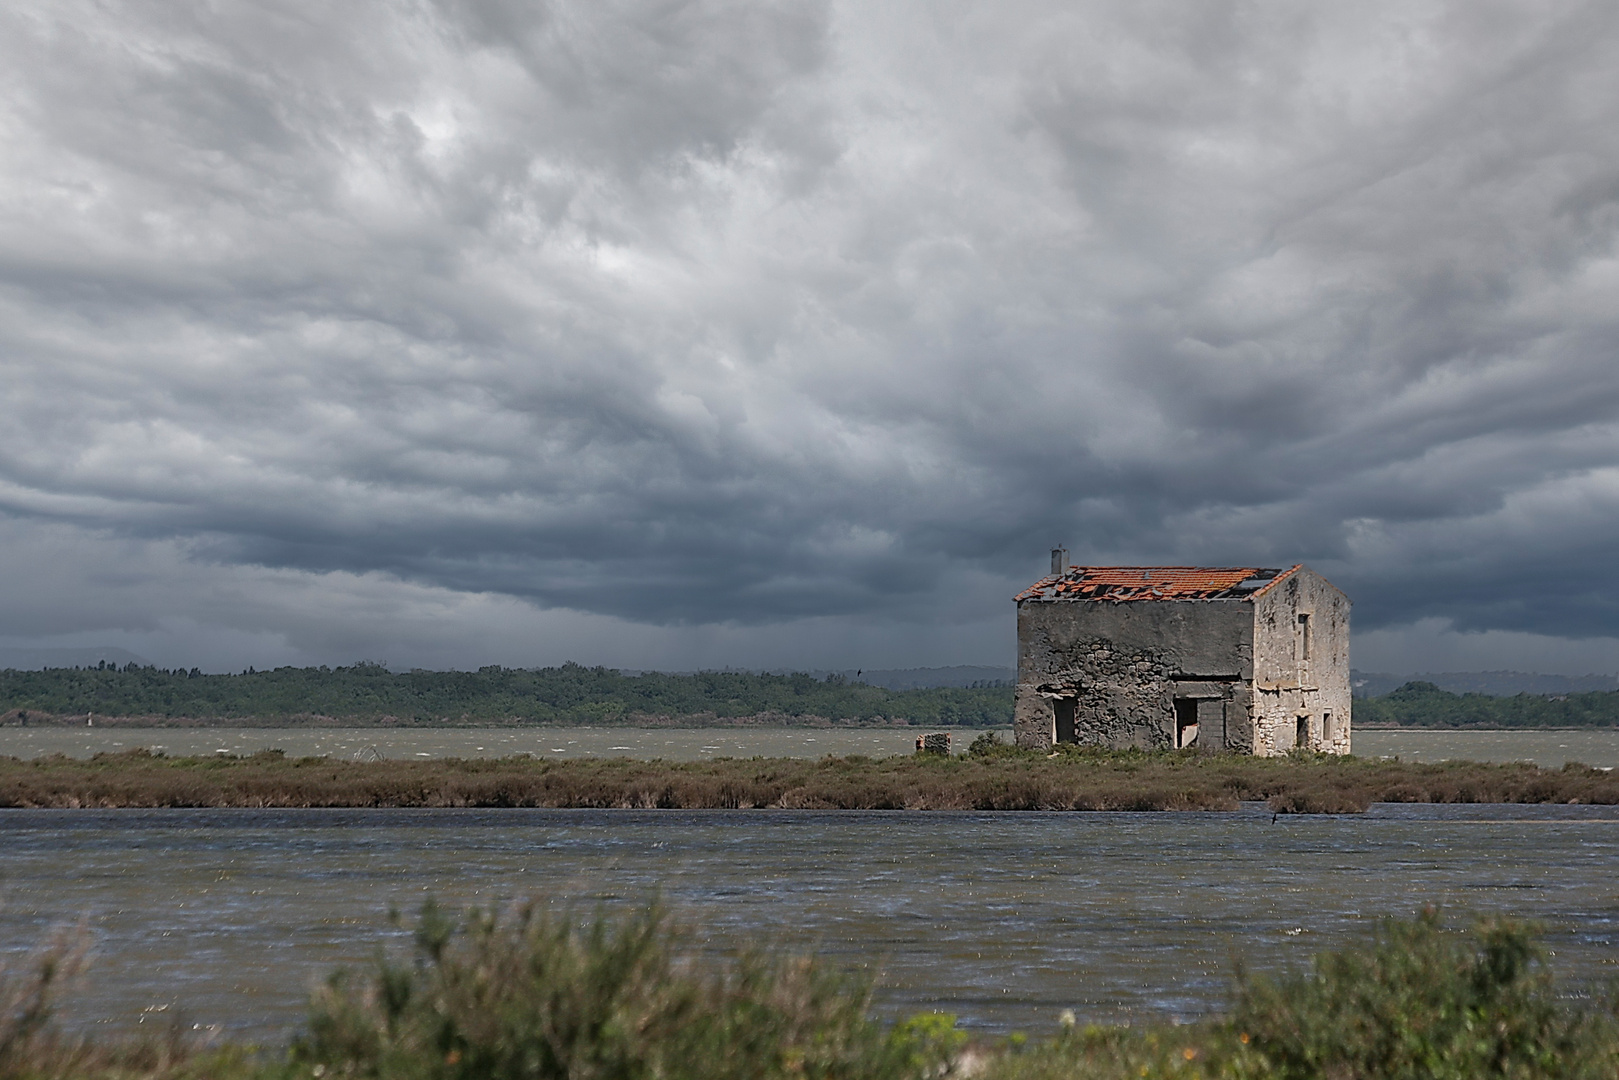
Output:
top-left (2, 0), bottom-right (1618, 674)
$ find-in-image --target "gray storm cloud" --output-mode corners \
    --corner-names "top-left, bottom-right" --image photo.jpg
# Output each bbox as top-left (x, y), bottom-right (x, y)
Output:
top-left (1, 0), bottom-right (1618, 669)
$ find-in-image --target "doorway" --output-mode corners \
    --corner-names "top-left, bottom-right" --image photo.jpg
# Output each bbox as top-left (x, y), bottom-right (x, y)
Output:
top-left (1295, 715), bottom-right (1310, 749)
top-left (1054, 698), bottom-right (1077, 744)
top-left (1173, 698), bottom-right (1199, 748)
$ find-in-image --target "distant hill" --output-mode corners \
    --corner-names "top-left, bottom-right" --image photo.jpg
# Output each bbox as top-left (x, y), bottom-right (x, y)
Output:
top-left (625, 666), bottom-right (1015, 689)
top-left (1352, 670), bottom-right (1619, 698)
top-left (830, 666), bottom-right (1012, 689)
top-left (0, 661), bottom-right (1011, 726)
top-left (0, 646), bottom-right (152, 671)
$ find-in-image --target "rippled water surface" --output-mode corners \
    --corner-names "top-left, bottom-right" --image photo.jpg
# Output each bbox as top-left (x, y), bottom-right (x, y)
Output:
top-left (1355, 728), bottom-right (1619, 768)
top-left (2, 806), bottom-right (1617, 1041)
top-left (5, 726), bottom-right (1619, 766)
top-left (0, 726), bottom-right (998, 761)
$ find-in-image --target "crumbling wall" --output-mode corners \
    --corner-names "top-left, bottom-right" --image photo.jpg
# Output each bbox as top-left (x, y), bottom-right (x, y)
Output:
top-left (1251, 567), bottom-right (1352, 756)
top-left (1015, 600), bottom-right (1254, 751)
top-left (1017, 637), bottom-right (1177, 750)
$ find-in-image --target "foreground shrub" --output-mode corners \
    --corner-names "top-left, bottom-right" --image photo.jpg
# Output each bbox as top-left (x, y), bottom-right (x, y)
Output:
top-left (292, 900), bottom-right (956, 1080)
top-left (1231, 907), bottom-right (1609, 1080)
top-left (0, 922), bottom-right (255, 1080)
top-left (0, 926), bottom-right (86, 1080)
top-left (0, 922), bottom-right (87, 1075)
top-left (979, 909), bottom-right (1619, 1080)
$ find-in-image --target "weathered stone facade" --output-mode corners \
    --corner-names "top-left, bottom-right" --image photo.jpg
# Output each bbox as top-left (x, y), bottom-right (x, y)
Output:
top-left (1014, 561), bottom-right (1350, 755)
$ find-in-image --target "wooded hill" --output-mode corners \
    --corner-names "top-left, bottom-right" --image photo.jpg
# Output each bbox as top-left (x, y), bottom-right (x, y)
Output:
top-left (0, 661), bottom-right (1008, 726)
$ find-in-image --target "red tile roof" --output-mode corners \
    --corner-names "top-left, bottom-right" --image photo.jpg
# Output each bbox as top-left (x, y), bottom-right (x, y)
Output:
top-left (1015, 565), bottom-right (1302, 603)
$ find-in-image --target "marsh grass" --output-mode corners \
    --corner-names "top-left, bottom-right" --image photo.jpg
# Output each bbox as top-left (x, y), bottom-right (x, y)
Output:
top-left (0, 919), bottom-right (255, 1080)
top-left (1, 745), bottom-right (1617, 812)
top-left (0, 921), bottom-right (87, 1072)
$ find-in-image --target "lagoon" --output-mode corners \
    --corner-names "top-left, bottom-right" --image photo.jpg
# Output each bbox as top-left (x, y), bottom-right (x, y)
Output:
top-left (4, 726), bottom-right (1619, 767)
top-left (1, 804), bottom-right (1617, 1042)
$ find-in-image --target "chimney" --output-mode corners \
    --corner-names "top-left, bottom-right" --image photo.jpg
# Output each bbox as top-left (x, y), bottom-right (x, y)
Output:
top-left (1050, 548), bottom-right (1069, 576)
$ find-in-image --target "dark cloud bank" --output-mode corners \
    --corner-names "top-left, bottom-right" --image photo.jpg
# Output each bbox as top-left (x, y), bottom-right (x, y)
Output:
top-left (2, 0), bottom-right (1618, 673)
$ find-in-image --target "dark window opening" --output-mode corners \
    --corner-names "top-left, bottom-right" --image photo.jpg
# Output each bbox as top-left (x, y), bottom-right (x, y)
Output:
top-left (1054, 699), bottom-right (1077, 744)
top-left (1295, 715), bottom-right (1310, 749)
top-left (1297, 613), bottom-right (1311, 660)
top-left (1323, 711), bottom-right (1335, 742)
top-left (1174, 698), bottom-right (1199, 749)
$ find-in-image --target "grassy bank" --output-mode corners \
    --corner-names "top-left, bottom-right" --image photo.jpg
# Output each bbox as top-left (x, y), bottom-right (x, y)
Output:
top-left (4, 743), bottom-right (1619, 812)
top-left (4, 903), bottom-right (1616, 1080)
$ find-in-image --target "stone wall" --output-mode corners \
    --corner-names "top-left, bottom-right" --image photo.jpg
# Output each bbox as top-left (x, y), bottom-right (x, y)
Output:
top-left (1014, 599), bottom-right (1254, 751)
top-left (1251, 567), bottom-right (1352, 756)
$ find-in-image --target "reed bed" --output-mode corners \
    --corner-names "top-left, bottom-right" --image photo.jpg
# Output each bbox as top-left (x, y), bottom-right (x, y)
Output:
top-left (2, 743), bottom-right (1617, 812)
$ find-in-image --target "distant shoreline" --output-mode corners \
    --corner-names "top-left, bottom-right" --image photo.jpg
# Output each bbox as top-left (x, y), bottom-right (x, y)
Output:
top-left (6, 715), bottom-right (1617, 733)
top-left (1, 713), bottom-right (944, 729)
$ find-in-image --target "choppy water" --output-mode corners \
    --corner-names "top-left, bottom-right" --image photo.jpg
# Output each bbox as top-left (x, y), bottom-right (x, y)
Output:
top-left (1355, 729), bottom-right (1619, 768)
top-left (0, 726), bottom-right (996, 762)
top-left (5, 726), bottom-right (1619, 767)
top-left (2, 806), bottom-right (1617, 1042)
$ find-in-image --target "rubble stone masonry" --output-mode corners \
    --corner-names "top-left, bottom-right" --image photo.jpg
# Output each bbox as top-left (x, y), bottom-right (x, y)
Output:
top-left (1014, 565), bottom-right (1349, 756)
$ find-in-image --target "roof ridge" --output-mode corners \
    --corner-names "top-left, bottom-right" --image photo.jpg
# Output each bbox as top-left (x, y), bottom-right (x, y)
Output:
top-left (1014, 564), bottom-right (1300, 604)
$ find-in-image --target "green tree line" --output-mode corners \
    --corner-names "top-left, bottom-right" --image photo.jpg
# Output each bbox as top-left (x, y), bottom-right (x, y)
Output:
top-left (6, 664), bottom-right (1617, 728)
top-left (0, 661), bottom-right (1011, 726)
top-left (1355, 680), bottom-right (1619, 727)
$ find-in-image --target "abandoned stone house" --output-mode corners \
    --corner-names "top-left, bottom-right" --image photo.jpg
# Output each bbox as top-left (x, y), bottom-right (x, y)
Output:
top-left (1014, 556), bottom-right (1350, 755)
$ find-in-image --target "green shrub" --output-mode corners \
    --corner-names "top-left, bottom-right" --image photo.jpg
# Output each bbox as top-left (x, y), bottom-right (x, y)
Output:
top-left (0, 922), bottom-right (256, 1080)
top-left (291, 900), bottom-right (950, 1080)
top-left (977, 909), bottom-right (1619, 1080)
top-left (967, 732), bottom-right (1003, 755)
top-left (1231, 907), bottom-right (1611, 1080)
top-left (0, 923), bottom-right (87, 1074)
